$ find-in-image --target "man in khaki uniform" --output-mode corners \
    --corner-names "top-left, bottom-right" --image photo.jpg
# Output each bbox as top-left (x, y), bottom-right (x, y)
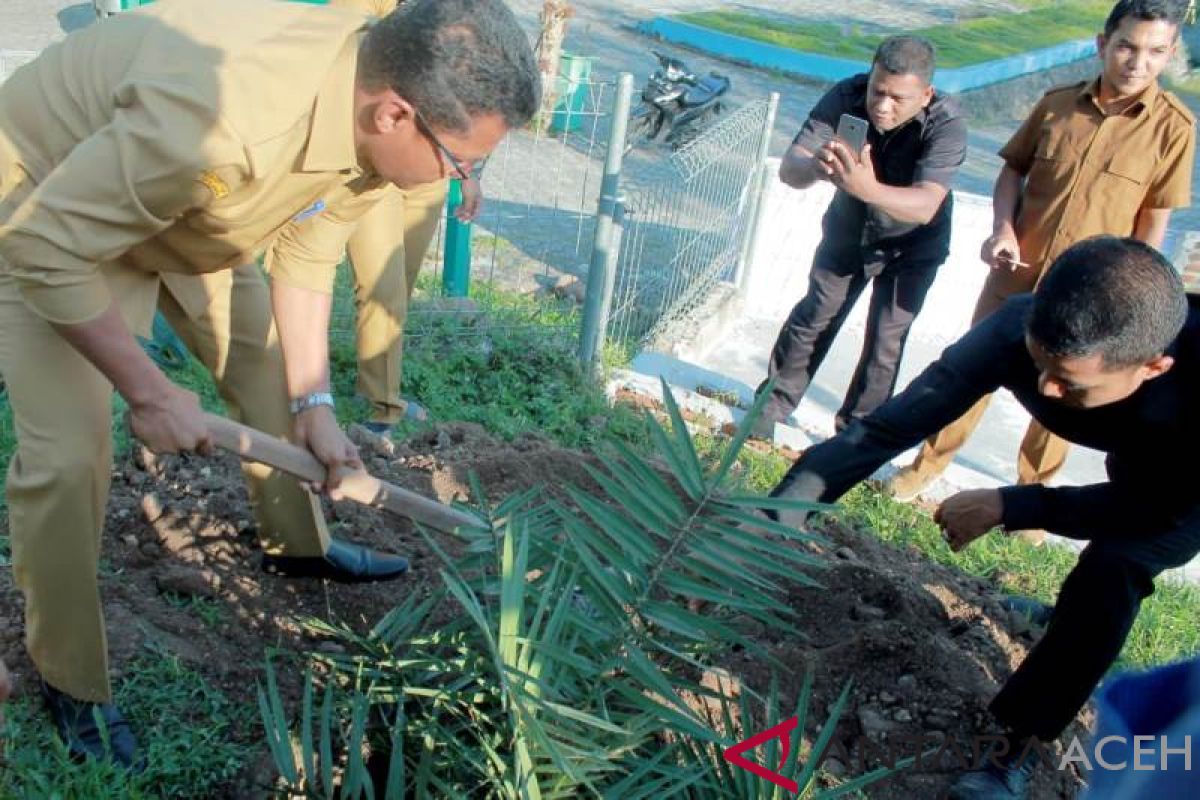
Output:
top-left (330, 0), bottom-right (484, 433)
top-left (0, 0), bottom-right (537, 767)
top-left (886, 0), bottom-right (1194, 546)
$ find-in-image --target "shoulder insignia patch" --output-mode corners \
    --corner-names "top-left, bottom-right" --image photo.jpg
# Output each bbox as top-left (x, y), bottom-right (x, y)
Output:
top-left (197, 170), bottom-right (230, 200)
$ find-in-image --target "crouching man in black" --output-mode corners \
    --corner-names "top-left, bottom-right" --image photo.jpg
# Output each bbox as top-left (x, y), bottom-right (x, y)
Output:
top-left (767, 236), bottom-right (1200, 799)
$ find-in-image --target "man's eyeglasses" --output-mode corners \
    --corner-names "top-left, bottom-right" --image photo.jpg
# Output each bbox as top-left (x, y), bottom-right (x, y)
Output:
top-left (413, 108), bottom-right (487, 181)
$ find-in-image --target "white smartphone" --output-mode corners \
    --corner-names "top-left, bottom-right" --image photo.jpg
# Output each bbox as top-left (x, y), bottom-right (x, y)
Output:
top-left (835, 113), bottom-right (869, 155)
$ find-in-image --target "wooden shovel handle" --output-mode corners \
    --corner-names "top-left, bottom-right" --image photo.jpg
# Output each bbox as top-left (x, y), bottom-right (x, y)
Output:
top-left (204, 413), bottom-right (482, 534)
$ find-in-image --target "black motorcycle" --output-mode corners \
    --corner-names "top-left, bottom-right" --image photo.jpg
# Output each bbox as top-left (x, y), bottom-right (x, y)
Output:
top-left (627, 50), bottom-right (731, 152)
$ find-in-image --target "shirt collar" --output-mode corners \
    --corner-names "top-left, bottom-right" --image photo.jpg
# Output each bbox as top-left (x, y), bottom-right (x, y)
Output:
top-left (1079, 76), bottom-right (1159, 118)
top-left (302, 31), bottom-right (366, 174)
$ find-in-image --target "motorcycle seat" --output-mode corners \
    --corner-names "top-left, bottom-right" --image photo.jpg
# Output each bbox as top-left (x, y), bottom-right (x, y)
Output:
top-left (682, 74), bottom-right (730, 107)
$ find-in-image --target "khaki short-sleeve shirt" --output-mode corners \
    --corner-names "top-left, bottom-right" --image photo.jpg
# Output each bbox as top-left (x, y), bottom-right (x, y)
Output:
top-left (999, 78), bottom-right (1195, 276)
top-left (0, 0), bottom-right (385, 325)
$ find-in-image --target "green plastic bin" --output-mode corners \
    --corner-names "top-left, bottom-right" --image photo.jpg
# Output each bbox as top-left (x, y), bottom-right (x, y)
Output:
top-left (549, 53), bottom-right (594, 134)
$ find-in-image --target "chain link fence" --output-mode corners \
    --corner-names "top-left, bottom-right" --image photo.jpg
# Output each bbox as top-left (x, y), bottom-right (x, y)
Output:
top-left (329, 78), bottom-right (619, 359)
top-left (605, 97), bottom-right (777, 351)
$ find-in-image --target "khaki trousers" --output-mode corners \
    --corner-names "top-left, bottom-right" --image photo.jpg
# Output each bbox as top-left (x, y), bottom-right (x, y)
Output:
top-left (0, 262), bottom-right (328, 703)
top-left (347, 179), bottom-right (448, 424)
top-left (906, 263), bottom-right (1070, 486)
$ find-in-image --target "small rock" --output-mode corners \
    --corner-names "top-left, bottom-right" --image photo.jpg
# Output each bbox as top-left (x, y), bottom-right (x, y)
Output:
top-left (850, 604), bottom-right (887, 622)
top-left (141, 493), bottom-right (165, 524)
top-left (550, 275), bottom-right (586, 303)
top-left (857, 707), bottom-right (894, 739)
top-left (155, 567), bottom-right (216, 599)
top-left (435, 430), bottom-right (453, 450)
top-left (897, 674), bottom-right (917, 691)
top-left (823, 757), bottom-right (847, 778)
top-left (122, 534), bottom-right (138, 547)
top-left (893, 708), bottom-right (913, 723)
top-left (317, 641), bottom-right (347, 655)
top-left (139, 541), bottom-right (161, 558)
top-left (834, 546), bottom-right (857, 561)
top-left (115, 508), bottom-right (130, 520)
top-left (926, 712), bottom-right (955, 729)
top-left (879, 691), bottom-right (897, 704)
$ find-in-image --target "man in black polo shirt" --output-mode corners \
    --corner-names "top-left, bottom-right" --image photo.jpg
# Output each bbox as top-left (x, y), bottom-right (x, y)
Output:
top-left (769, 236), bottom-right (1200, 799)
top-left (755, 35), bottom-right (967, 438)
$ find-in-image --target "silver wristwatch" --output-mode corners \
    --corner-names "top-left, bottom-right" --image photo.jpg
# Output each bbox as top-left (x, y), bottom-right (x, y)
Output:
top-left (288, 391), bottom-right (335, 415)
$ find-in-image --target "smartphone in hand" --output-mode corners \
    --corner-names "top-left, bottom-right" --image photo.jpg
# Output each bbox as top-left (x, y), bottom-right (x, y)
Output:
top-left (835, 113), bottom-right (869, 156)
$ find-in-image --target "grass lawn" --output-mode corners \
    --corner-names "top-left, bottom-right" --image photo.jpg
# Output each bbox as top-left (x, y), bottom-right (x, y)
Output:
top-left (676, 1), bottom-right (1112, 68)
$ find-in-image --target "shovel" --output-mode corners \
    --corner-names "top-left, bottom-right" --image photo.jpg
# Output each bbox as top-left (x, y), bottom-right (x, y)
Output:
top-left (204, 413), bottom-right (482, 533)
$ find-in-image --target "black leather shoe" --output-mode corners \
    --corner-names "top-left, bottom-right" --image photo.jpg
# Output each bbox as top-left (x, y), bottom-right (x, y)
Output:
top-left (41, 680), bottom-right (143, 771)
top-left (261, 537), bottom-right (410, 583)
top-left (947, 739), bottom-right (1039, 800)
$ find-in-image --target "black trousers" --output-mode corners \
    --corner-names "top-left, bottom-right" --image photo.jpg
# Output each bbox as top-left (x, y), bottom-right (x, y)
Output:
top-left (759, 247), bottom-right (942, 430)
top-left (991, 510), bottom-right (1200, 742)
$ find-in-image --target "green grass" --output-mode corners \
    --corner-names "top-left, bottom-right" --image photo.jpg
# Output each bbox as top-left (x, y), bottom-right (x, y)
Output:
top-left (0, 647), bottom-right (257, 798)
top-left (676, 2), bottom-right (1111, 69)
top-left (335, 270), bottom-right (651, 448)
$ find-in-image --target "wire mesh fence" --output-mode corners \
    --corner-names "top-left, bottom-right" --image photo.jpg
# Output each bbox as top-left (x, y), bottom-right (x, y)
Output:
top-left (606, 97), bottom-right (776, 350)
top-left (329, 77), bottom-right (619, 358)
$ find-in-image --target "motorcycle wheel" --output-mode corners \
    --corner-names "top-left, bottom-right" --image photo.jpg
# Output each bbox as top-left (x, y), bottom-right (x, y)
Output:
top-left (668, 104), bottom-right (722, 152)
top-left (624, 107), bottom-right (663, 154)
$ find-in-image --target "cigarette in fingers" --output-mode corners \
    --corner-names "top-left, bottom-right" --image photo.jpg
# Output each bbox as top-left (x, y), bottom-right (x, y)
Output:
top-left (1000, 255), bottom-right (1030, 270)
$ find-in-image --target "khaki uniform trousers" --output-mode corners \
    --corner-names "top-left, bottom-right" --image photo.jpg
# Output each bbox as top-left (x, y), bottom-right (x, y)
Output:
top-left (348, 179), bottom-right (448, 425)
top-left (906, 262), bottom-right (1070, 486)
top-left (0, 262), bottom-right (329, 704)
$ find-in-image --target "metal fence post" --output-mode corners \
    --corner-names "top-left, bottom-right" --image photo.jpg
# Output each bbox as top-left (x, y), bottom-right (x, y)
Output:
top-left (442, 179), bottom-right (472, 297)
top-left (579, 72), bottom-right (634, 370)
top-left (734, 92), bottom-right (779, 296)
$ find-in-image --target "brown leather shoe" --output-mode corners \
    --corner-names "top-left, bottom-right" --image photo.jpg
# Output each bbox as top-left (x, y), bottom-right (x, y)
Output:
top-left (881, 464), bottom-right (937, 502)
top-left (1009, 529), bottom-right (1047, 546)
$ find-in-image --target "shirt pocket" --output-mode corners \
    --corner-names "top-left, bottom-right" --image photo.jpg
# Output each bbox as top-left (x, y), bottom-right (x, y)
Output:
top-left (1102, 152), bottom-right (1151, 186)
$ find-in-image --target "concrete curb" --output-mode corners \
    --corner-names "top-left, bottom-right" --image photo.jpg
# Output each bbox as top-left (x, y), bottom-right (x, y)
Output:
top-left (636, 17), bottom-right (1096, 93)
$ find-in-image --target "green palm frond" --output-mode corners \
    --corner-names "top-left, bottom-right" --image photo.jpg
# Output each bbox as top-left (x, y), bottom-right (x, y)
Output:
top-left (258, 381), bottom-right (855, 798)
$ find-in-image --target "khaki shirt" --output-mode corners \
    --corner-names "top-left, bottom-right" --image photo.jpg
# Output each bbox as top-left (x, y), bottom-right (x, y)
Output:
top-left (0, 0), bottom-right (386, 326)
top-left (329, 0), bottom-right (399, 15)
top-left (1000, 79), bottom-right (1195, 275)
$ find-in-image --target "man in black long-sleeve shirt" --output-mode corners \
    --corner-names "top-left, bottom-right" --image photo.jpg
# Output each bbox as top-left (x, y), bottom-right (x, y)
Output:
top-left (770, 236), bottom-right (1200, 800)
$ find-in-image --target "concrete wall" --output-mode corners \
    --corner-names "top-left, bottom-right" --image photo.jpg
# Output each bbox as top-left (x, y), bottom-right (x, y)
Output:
top-left (742, 158), bottom-right (991, 357)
